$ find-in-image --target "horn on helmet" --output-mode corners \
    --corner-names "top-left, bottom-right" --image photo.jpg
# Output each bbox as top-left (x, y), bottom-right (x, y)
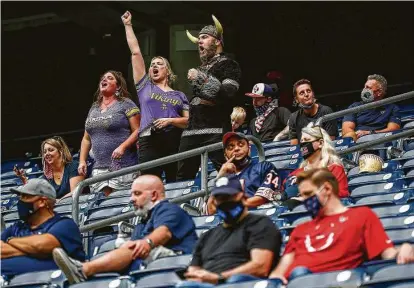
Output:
top-left (212, 15), bottom-right (223, 37)
top-left (186, 30), bottom-right (198, 44)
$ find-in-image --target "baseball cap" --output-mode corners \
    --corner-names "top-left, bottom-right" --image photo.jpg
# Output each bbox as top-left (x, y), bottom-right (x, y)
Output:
top-left (222, 132), bottom-right (248, 147)
top-left (11, 178), bottom-right (56, 200)
top-left (211, 175), bottom-right (243, 196)
top-left (245, 83), bottom-right (278, 98)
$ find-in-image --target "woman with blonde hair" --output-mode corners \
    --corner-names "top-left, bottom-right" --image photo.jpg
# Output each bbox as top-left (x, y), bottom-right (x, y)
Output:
top-left (122, 11), bottom-right (189, 182)
top-left (281, 124), bottom-right (349, 209)
top-left (14, 136), bottom-right (84, 200)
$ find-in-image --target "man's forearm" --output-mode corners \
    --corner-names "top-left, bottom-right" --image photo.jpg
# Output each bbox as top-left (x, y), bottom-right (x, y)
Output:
top-left (245, 196), bottom-right (268, 208)
top-left (221, 260), bottom-right (269, 278)
top-left (146, 226), bottom-right (172, 247)
top-left (8, 234), bottom-right (60, 258)
top-left (1, 241), bottom-right (26, 259)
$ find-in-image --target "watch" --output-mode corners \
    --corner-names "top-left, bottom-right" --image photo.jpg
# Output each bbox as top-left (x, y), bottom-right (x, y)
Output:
top-left (217, 273), bottom-right (226, 284)
top-left (145, 238), bottom-right (155, 249)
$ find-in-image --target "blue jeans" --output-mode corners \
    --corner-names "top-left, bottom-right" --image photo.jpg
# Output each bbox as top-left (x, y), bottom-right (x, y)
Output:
top-left (175, 274), bottom-right (267, 287)
top-left (289, 266), bottom-right (312, 280)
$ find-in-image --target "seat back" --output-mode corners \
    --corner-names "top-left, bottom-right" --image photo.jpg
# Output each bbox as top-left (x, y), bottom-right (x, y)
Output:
top-left (287, 269), bottom-right (364, 288)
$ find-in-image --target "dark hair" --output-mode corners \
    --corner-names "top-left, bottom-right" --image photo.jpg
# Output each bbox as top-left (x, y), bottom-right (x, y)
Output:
top-left (296, 168), bottom-right (339, 196)
top-left (94, 70), bottom-right (131, 104)
top-left (292, 79), bottom-right (313, 97)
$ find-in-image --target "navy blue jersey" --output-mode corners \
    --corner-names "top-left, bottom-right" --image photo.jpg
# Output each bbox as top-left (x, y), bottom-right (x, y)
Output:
top-left (342, 102), bottom-right (401, 131)
top-left (233, 159), bottom-right (280, 201)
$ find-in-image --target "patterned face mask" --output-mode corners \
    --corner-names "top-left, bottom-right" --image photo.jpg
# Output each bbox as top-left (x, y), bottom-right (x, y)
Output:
top-left (361, 88), bottom-right (375, 103)
top-left (254, 102), bottom-right (270, 117)
top-left (303, 186), bottom-right (326, 218)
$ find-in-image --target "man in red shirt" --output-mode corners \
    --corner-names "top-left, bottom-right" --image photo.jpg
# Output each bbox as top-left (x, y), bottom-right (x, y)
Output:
top-left (269, 168), bottom-right (414, 284)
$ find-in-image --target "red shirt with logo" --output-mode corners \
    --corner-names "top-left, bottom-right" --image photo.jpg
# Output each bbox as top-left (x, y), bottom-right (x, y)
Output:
top-left (283, 207), bottom-right (393, 278)
top-left (283, 164), bottom-right (350, 198)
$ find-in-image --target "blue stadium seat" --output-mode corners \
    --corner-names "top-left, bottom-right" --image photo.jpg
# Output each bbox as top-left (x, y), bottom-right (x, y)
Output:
top-left (265, 146), bottom-right (299, 157)
top-left (361, 259), bottom-right (397, 277)
top-left (355, 191), bottom-right (413, 207)
top-left (262, 140), bottom-right (291, 150)
top-left (388, 284), bottom-right (414, 288)
top-left (348, 160), bottom-right (401, 179)
top-left (90, 239), bottom-right (117, 260)
top-left (195, 228), bottom-right (209, 238)
top-left (69, 276), bottom-right (132, 288)
top-left (166, 187), bottom-right (195, 199)
top-left (6, 269), bottom-right (66, 288)
top-left (218, 279), bottom-right (282, 288)
top-left (348, 172), bottom-right (404, 187)
top-left (385, 228), bottom-right (414, 244)
top-left (267, 153), bottom-right (301, 162)
top-left (250, 206), bottom-right (288, 220)
top-left (402, 159), bottom-right (414, 172)
top-left (146, 255), bottom-right (192, 270)
top-left (270, 159), bottom-right (302, 170)
top-left (134, 271), bottom-right (181, 288)
top-left (165, 180), bottom-right (196, 191)
top-left (350, 181), bottom-right (406, 200)
top-left (371, 204), bottom-right (414, 218)
top-left (192, 215), bottom-right (221, 229)
top-left (380, 215), bottom-right (414, 230)
top-left (362, 263), bottom-right (414, 287)
top-left (403, 121), bottom-right (414, 129)
top-left (287, 268), bottom-right (365, 288)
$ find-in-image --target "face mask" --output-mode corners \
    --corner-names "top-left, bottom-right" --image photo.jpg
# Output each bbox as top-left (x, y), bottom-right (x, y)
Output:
top-left (216, 201), bottom-right (244, 225)
top-left (361, 88), bottom-right (375, 103)
top-left (254, 102), bottom-right (270, 116)
top-left (300, 141), bottom-right (319, 160)
top-left (17, 200), bottom-right (36, 221)
top-left (233, 156), bottom-right (251, 169)
top-left (298, 98), bottom-right (316, 109)
top-left (304, 195), bottom-right (322, 218)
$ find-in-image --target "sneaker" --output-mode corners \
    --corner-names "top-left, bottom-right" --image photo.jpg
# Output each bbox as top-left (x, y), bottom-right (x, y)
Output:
top-left (53, 248), bottom-right (87, 284)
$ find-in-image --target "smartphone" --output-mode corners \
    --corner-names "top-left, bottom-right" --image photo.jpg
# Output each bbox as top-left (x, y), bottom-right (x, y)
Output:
top-left (175, 267), bottom-right (188, 280)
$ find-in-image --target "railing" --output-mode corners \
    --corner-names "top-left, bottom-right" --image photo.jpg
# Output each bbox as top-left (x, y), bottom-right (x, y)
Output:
top-left (72, 135), bottom-right (265, 225)
top-left (315, 91), bottom-right (414, 126)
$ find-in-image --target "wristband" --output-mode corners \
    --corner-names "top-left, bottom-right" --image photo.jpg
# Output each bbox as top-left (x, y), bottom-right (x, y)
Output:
top-left (370, 130), bottom-right (376, 134)
top-left (145, 238), bottom-right (155, 249)
top-left (217, 274), bottom-right (226, 284)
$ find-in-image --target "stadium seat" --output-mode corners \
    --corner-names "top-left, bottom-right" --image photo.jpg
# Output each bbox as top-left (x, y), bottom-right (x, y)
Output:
top-left (267, 153), bottom-right (301, 162)
top-left (5, 269), bottom-right (66, 288)
top-left (286, 268), bottom-right (365, 288)
top-left (164, 180), bottom-right (196, 191)
top-left (262, 140), bottom-right (291, 150)
top-left (355, 191), bottom-right (413, 207)
top-left (388, 283), bottom-right (414, 288)
top-left (250, 206), bottom-right (288, 220)
top-left (385, 228), bottom-right (414, 244)
top-left (362, 263), bottom-right (414, 287)
top-left (348, 172), bottom-right (403, 187)
top-left (270, 159), bottom-right (302, 170)
top-left (68, 275), bottom-right (132, 288)
top-left (350, 181), bottom-right (406, 200)
top-left (217, 279), bottom-right (282, 288)
top-left (348, 160), bottom-right (401, 179)
top-left (361, 259), bottom-right (397, 277)
top-left (165, 187), bottom-right (194, 199)
top-left (146, 254), bottom-right (192, 270)
top-left (371, 204), bottom-right (414, 218)
top-left (265, 146), bottom-right (299, 157)
top-left (380, 215), bottom-right (414, 230)
top-left (192, 215), bottom-right (221, 229)
top-left (134, 271), bottom-right (182, 288)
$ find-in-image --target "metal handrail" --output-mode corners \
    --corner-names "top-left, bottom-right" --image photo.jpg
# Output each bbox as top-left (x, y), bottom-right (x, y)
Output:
top-left (315, 91), bottom-right (414, 126)
top-left (72, 135), bottom-right (265, 224)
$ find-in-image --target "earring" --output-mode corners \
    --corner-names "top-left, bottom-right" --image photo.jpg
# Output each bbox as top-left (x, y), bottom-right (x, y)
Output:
top-left (115, 90), bottom-right (120, 97)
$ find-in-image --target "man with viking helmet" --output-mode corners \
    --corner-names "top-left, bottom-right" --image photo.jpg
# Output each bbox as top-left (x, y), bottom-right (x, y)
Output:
top-left (177, 15), bottom-right (242, 181)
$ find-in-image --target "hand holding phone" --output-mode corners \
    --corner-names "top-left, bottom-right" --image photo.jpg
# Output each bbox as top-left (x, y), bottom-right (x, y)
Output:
top-left (175, 267), bottom-right (188, 280)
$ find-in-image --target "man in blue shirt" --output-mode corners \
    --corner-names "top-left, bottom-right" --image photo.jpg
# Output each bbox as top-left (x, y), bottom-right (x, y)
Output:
top-left (1, 179), bottom-right (85, 279)
top-left (342, 74), bottom-right (401, 141)
top-left (53, 174), bottom-right (198, 285)
top-left (207, 132), bottom-right (281, 214)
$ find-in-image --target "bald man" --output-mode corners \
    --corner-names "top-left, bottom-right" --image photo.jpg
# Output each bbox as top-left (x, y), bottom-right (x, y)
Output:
top-left (53, 175), bottom-right (198, 285)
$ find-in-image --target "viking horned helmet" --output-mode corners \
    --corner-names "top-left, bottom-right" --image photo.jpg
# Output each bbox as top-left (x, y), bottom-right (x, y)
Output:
top-left (186, 15), bottom-right (224, 46)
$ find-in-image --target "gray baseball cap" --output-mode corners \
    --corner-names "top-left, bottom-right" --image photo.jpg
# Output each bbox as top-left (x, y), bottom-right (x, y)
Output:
top-left (11, 178), bottom-right (56, 200)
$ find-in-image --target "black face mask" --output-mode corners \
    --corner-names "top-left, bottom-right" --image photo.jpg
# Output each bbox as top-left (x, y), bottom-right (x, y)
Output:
top-left (233, 156), bottom-right (251, 169)
top-left (17, 200), bottom-right (36, 222)
top-left (216, 201), bottom-right (244, 225)
top-left (300, 141), bottom-right (319, 160)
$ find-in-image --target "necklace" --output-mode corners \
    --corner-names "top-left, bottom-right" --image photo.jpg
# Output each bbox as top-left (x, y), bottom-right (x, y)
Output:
top-left (102, 98), bottom-right (116, 109)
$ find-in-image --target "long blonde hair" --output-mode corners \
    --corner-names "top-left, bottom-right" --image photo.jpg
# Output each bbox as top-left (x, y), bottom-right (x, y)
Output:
top-left (300, 124), bottom-right (343, 169)
top-left (149, 56), bottom-right (177, 86)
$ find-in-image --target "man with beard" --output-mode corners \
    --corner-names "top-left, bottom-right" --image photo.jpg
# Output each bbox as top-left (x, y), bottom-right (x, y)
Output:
top-left (176, 15), bottom-right (242, 181)
top-left (206, 132), bottom-right (281, 214)
top-left (342, 74), bottom-right (401, 141)
top-left (177, 175), bottom-right (282, 287)
top-left (52, 175), bottom-right (198, 285)
top-left (246, 83), bottom-right (291, 142)
top-left (289, 79), bottom-right (338, 145)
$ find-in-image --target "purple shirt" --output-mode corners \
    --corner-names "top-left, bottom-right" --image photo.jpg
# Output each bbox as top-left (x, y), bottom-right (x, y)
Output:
top-left (85, 98), bottom-right (140, 169)
top-left (135, 75), bottom-right (189, 134)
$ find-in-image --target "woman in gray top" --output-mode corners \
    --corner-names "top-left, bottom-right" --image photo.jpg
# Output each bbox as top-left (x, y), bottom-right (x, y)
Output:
top-left (78, 70), bottom-right (141, 196)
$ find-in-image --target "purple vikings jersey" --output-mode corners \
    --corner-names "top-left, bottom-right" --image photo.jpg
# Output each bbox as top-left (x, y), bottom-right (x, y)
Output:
top-left (234, 159), bottom-right (281, 201)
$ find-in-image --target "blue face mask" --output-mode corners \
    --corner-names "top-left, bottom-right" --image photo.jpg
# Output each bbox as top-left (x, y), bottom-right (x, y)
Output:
top-left (254, 103), bottom-right (270, 116)
top-left (304, 195), bottom-right (322, 218)
top-left (216, 201), bottom-right (244, 225)
top-left (17, 200), bottom-right (36, 221)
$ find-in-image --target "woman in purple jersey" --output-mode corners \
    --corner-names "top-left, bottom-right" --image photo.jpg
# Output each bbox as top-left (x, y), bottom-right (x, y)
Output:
top-left (122, 11), bottom-right (189, 183)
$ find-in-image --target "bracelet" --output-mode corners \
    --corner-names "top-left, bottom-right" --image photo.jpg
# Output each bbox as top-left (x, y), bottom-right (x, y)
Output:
top-left (124, 23), bottom-right (133, 26)
top-left (217, 274), bottom-right (226, 284)
top-left (145, 238), bottom-right (155, 249)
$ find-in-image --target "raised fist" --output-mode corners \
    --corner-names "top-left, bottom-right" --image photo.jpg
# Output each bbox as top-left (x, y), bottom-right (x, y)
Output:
top-left (121, 11), bottom-right (132, 25)
top-left (187, 69), bottom-right (198, 81)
